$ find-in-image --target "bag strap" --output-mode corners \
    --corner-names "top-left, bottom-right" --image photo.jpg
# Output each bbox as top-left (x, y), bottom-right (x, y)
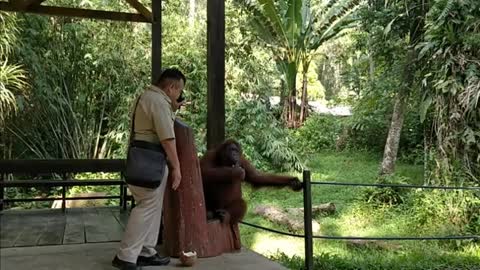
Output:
top-left (128, 93), bottom-right (143, 144)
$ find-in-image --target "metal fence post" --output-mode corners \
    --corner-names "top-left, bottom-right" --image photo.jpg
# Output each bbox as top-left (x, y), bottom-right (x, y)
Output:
top-left (303, 170), bottom-right (313, 270)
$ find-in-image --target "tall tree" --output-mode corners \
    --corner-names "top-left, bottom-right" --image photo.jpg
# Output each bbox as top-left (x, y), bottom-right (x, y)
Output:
top-left (375, 0), bottom-right (429, 175)
top-left (236, 0), bottom-right (359, 127)
top-left (419, 0), bottom-right (480, 184)
top-left (188, 0), bottom-right (196, 28)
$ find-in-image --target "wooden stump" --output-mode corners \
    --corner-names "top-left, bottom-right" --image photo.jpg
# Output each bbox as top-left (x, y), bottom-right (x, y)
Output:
top-left (162, 119), bottom-right (240, 258)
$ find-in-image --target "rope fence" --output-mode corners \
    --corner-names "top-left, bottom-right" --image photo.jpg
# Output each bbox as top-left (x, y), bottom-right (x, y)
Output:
top-left (239, 170), bottom-right (480, 270)
top-left (239, 221), bottom-right (480, 241)
top-left (310, 181), bottom-right (480, 190)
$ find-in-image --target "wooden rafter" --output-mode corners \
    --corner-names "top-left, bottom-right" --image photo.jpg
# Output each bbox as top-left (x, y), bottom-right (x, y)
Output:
top-left (125, 0), bottom-right (152, 23)
top-left (10, 0), bottom-right (45, 10)
top-left (0, 1), bottom-right (150, 23)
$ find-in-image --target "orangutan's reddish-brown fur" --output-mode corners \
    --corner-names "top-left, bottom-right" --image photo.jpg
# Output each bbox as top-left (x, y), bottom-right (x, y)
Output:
top-left (200, 139), bottom-right (302, 224)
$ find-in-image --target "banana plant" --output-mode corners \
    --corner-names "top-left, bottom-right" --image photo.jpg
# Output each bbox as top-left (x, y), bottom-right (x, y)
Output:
top-left (235, 0), bottom-right (360, 126)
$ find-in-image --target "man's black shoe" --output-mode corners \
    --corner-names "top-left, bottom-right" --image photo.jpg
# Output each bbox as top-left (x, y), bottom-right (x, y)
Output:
top-left (137, 253), bottom-right (170, 266)
top-left (112, 256), bottom-right (139, 270)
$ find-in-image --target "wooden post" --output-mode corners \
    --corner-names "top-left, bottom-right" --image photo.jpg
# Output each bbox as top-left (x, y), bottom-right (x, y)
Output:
top-left (62, 173), bottom-right (67, 212)
top-left (125, 0), bottom-right (153, 22)
top-left (152, 0), bottom-right (162, 244)
top-left (123, 186), bottom-right (129, 210)
top-left (206, 0), bottom-right (225, 150)
top-left (151, 0), bottom-right (161, 83)
top-left (0, 173), bottom-right (4, 211)
top-left (119, 172), bottom-right (124, 209)
top-left (163, 120), bottom-right (240, 257)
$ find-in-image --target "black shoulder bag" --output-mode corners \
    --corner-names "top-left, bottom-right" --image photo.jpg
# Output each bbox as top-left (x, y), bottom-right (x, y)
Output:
top-left (124, 94), bottom-right (167, 188)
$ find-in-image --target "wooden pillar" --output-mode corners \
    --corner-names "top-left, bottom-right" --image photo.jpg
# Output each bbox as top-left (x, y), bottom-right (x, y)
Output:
top-left (0, 173), bottom-right (4, 211)
top-left (151, 0), bottom-right (162, 83)
top-left (152, 0), bottom-right (162, 244)
top-left (206, 0), bottom-right (225, 150)
top-left (163, 120), bottom-right (241, 257)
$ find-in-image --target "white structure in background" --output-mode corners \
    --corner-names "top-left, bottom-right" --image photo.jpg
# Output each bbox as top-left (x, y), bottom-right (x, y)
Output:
top-left (269, 96), bottom-right (352, 116)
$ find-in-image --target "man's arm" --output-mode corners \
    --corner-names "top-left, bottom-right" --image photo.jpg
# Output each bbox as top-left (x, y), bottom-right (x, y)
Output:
top-left (161, 138), bottom-right (180, 170)
top-left (160, 138), bottom-right (181, 190)
top-left (149, 98), bottom-right (181, 190)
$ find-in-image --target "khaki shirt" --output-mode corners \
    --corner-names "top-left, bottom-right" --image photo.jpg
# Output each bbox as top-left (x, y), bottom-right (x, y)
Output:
top-left (131, 85), bottom-right (175, 144)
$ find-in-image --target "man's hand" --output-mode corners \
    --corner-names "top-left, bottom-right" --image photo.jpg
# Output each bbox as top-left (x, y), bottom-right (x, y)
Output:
top-left (160, 138), bottom-right (182, 190)
top-left (173, 100), bottom-right (186, 111)
top-left (171, 167), bottom-right (182, 190)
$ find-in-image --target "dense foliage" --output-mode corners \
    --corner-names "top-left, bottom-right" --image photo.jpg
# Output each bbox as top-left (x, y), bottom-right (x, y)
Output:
top-left (0, 0), bottom-right (478, 268)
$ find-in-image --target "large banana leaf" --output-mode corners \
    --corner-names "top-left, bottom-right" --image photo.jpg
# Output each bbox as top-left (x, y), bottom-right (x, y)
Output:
top-left (256, 0), bottom-right (291, 48)
top-left (285, 0), bottom-right (303, 47)
top-left (235, 0), bottom-right (360, 109)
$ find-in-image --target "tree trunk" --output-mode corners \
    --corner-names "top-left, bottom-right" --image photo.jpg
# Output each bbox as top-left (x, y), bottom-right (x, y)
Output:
top-left (280, 79), bottom-right (288, 123)
top-left (286, 60), bottom-right (298, 128)
top-left (282, 99), bottom-right (289, 124)
top-left (288, 73), bottom-right (298, 128)
top-left (368, 38), bottom-right (375, 83)
top-left (188, 0), bottom-right (196, 28)
top-left (299, 72), bottom-right (308, 124)
top-left (300, 60), bottom-right (310, 124)
top-left (288, 94), bottom-right (297, 128)
top-left (380, 90), bottom-right (408, 175)
top-left (380, 49), bottom-right (416, 175)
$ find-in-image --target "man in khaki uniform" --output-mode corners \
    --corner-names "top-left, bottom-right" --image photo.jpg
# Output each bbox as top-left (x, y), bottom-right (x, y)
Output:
top-left (113, 68), bottom-right (186, 270)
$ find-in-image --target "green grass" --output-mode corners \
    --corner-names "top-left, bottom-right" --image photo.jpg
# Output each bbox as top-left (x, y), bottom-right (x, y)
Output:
top-left (240, 150), bottom-right (480, 270)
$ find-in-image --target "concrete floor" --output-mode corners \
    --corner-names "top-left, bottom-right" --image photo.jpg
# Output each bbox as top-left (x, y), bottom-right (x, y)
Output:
top-left (0, 242), bottom-right (288, 270)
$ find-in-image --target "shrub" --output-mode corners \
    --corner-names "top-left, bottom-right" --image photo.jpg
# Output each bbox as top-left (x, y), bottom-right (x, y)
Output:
top-left (292, 114), bottom-right (347, 154)
top-left (226, 97), bottom-right (303, 172)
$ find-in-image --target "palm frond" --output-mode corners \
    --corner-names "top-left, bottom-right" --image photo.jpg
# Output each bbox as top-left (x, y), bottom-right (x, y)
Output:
top-left (235, 0), bottom-right (284, 47)
top-left (437, 0), bottom-right (454, 23)
top-left (0, 12), bottom-right (19, 57)
top-left (0, 61), bottom-right (28, 121)
top-left (310, 0), bottom-right (360, 49)
top-left (285, 0), bottom-right (303, 47)
top-left (256, 0), bottom-right (291, 47)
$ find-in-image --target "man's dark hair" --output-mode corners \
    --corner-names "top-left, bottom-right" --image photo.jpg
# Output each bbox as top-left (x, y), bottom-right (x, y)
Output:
top-left (154, 68), bottom-right (186, 86)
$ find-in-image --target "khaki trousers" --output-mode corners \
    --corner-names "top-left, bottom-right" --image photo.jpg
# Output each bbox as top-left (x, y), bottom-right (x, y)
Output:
top-left (117, 166), bottom-right (169, 263)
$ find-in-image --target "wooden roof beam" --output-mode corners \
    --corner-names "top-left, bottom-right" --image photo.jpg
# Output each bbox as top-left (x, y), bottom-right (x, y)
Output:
top-left (0, 2), bottom-right (151, 23)
top-left (9, 0), bottom-right (45, 10)
top-left (125, 0), bottom-right (152, 23)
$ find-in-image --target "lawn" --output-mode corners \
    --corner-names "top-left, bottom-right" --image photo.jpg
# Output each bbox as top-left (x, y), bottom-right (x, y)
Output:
top-left (240, 151), bottom-right (480, 270)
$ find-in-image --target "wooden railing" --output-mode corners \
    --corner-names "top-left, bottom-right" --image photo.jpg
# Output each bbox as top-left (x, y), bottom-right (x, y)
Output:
top-left (0, 159), bottom-right (132, 211)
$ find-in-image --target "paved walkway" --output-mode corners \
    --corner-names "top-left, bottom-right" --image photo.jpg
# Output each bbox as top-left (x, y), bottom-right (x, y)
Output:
top-left (0, 208), bottom-right (288, 269)
top-left (1, 208), bottom-right (127, 247)
top-left (0, 242), bottom-right (288, 270)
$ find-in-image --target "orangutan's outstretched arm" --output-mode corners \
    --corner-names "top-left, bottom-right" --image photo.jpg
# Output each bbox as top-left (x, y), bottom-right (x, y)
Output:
top-left (241, 157), bottom-right (302, 190)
